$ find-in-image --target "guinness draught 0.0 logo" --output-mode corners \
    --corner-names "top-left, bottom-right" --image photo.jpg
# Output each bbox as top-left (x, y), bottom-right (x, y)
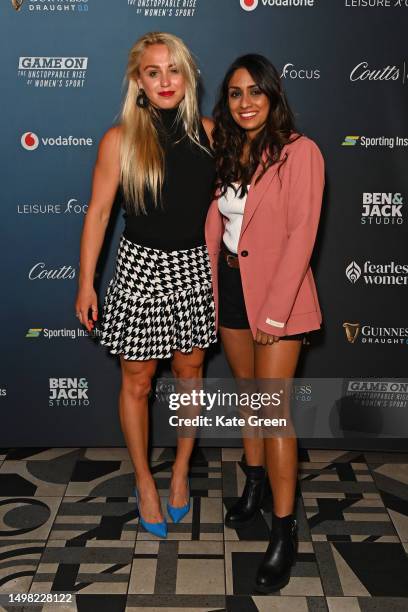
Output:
top-left (12, 0), bottom-right (24, 10)
top-left (343, 323), bottom-right (360, 344)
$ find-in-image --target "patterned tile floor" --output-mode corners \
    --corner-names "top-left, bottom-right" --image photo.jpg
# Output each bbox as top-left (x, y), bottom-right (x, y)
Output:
top-left (0, 447), bottom-right (407, 611)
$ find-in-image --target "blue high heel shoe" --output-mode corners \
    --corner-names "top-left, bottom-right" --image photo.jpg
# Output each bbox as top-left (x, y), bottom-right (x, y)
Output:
top-left (134, 486), bottom-right (167, 538)
top-left (167, 478), bottom-right (191, 524)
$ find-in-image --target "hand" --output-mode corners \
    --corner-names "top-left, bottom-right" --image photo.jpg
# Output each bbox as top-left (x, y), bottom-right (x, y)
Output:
top-left (255, 329), bottom-right (280, 345)
top-left (75, 286), bottom-right (98, 332)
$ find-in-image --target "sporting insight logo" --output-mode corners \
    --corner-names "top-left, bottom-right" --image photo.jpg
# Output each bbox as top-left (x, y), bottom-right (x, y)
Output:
top-left (21, 132), bottom-right (93, 149)
top-left (49, 377), bottom-right (89, 407)
top-left (240, 0), bottom-right (315, 9)
top-left (18, 56), bottom-right (88, 88)
top-left (26, 327), bottom-right (101, 339)
top-left (346, 260), bottom-right (408, 285)
top-left (361, 192), bottom-right (404, 225)
top-left (342, 135), bottom-right (408, 148)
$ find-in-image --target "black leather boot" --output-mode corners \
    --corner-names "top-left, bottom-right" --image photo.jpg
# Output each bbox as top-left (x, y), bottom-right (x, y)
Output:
top-left (225, 462), bottom-right (268, 528)
top-left (255, 512), bottom-right (298, 593)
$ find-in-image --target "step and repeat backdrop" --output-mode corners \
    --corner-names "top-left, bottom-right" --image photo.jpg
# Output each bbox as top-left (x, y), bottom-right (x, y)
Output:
top-left (0, 0), bottom-right (407, 447)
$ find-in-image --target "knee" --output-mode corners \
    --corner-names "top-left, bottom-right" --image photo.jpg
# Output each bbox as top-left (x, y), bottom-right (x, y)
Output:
top-left (171, 362), bottom-right (202, 379)
top-left (121, 371), bottom-right (152, 402)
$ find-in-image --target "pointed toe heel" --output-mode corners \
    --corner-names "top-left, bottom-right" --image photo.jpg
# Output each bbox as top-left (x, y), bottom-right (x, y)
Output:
top-left (134, 487), bottom-right (168, 538)
top-left (167, 479), bottom-right (191, 524)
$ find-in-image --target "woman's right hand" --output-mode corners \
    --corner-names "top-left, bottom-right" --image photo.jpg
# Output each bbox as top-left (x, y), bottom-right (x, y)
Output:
top-left (75, 285), bottom-right (98, 333)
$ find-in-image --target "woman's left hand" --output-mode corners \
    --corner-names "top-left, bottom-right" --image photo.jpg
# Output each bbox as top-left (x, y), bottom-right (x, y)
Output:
top-left (255, 329), bottom-right (280, 345)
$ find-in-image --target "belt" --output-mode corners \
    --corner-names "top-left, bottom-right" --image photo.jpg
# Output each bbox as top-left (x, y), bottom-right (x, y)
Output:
top-left (222, 247), bottom-right (240, 269)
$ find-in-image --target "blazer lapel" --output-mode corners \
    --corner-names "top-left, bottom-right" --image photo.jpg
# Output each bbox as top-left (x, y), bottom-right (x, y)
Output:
top-left (240, 145), bottom-right (288, 239)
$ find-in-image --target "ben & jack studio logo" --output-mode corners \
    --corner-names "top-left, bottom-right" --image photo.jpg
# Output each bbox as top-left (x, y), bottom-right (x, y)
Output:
top-left (17, 198), bottom-right (88, 215)
top-left (49, 378), bottom-right (89, 407)
top-left (11, 0), bottom-right (89, 13)
top-left (346, 260), bottom-right (408, 284)
top-left (240, 0), bottom-right (315, 8)
top-left (128, 0), bottom-right (200, 18)
top-left (280, 63), bottom-right (321, 80)
top-left (26, 327), bottom-right (100, 339)
top-left (342, 135), bottom-right (408, 148)
top-left (349, 61), bottom-right (407, 85)
top-left (28, 263), bottom-right (76, 280)
top-left (343, 322), bottom-right (408, 345)
top-left (18, 57), bottom-right (88, 89)
top-left (362, 192), bottom-right (404, 225)
top-left (21, 132), bottom-right (93, 150)
top-left (345, 0), bottom-right (408, 7)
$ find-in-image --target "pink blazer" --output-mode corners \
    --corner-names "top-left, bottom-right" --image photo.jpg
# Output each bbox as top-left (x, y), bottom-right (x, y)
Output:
top-left (204, 135), bottom-right (325, 338)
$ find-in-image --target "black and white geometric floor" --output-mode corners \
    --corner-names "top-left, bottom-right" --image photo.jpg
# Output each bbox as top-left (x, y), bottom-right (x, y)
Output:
top-left (0, 447), bottom-right (407, 611)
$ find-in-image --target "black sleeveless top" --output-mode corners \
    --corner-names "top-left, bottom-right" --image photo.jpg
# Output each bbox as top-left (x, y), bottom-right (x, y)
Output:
top-left (122, 106), bottom-right (215, 251)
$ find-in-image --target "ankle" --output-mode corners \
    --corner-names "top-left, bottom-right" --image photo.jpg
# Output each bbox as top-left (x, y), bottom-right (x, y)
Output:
top-left (171, 464), bottom-right (189, 479)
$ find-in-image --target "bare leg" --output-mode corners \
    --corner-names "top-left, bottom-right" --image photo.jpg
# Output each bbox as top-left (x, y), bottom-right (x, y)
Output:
top-left (119, 356), bottom-right (163, 522)
top-left (220, 327), bottom-right (264, 466)
top-left (169, 347), bottom-right (206, 507)
top-left (254, 340), bottom-right (302, 517)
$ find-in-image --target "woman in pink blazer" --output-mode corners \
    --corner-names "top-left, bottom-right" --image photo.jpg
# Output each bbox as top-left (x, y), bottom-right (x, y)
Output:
top-left (205, 54), bottom-right (324, 592)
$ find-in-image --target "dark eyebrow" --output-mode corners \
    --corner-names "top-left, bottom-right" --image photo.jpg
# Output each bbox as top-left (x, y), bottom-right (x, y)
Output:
top-left (228, 83), bottom-right (259, 90)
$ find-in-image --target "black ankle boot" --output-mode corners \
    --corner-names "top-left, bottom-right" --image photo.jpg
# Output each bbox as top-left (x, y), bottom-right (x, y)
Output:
top-left (255, 512), bottom-right (298, 593)
top-left (225, 462), bottom-right (267, 528)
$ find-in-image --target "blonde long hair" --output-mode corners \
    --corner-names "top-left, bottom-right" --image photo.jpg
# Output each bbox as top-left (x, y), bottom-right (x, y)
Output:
top-left (120, 32), bottom-right (203, 214)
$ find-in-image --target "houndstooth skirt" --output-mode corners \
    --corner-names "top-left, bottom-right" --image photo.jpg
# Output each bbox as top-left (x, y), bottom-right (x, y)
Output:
top-left (99, 235), bottom-right (217, 361)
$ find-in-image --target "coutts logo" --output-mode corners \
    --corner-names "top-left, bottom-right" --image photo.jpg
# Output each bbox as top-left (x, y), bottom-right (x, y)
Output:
top-left (28, 263), bottom-right (76, 280)
top-left (349, 61), bottom-right (404, 83)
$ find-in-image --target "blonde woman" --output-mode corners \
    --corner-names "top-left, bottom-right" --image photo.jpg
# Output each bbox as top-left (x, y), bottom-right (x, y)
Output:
top-left (75, 33), bottom-right (216, 538)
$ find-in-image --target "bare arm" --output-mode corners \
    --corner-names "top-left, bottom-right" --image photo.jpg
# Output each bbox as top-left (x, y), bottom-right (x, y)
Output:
top-left (75, 125), bottom-right (121, 331)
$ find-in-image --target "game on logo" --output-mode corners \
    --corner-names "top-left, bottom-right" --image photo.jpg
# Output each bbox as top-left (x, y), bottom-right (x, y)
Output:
top-left (21, 132), bottom-right (39, 151)
top-left (343, 322), bottom-right (360, 344)
top-left (240, 0), bottom-right (258, 11)
top-left (346, 261), bottom-right (362, 283)
top-left (342, 135), bottom-right (360, 146)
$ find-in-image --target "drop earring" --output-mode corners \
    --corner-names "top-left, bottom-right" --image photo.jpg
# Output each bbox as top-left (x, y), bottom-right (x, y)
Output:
top-left (136, 89), bottom-right (149, 108)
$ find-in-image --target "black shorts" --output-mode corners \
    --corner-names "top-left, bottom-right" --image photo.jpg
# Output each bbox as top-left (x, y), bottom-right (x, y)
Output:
top-left (218, 246), bottom-right (307, 341)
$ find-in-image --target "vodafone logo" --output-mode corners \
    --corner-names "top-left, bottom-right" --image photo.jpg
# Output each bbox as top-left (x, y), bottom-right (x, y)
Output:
top-left (240, 0), bottom-right (258, 11)
top-left (20, 132), bottom-right (93, 149)
top-left (21, 131), bottom-right (39, 150)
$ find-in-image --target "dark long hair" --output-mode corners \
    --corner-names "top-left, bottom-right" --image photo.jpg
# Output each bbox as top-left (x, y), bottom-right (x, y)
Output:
top-left (213, 54), bottom-right (300, 197)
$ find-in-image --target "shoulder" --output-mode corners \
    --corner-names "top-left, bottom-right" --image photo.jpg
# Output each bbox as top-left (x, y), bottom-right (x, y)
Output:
top-left (100, 124), bottom-right (122, 149)
top-left (201, 116), bottom-right (214, 146)
top-left (285, 134), bottom-right (324, 163)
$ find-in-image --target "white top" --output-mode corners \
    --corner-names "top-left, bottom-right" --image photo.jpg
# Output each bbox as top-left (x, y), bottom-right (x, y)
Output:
top-left (218, 184), bottom-right (249, 254)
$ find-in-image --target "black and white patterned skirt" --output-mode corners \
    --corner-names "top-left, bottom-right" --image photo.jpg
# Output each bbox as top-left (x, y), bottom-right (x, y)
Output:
top-left (99, 235), bottom-right (217, 361)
